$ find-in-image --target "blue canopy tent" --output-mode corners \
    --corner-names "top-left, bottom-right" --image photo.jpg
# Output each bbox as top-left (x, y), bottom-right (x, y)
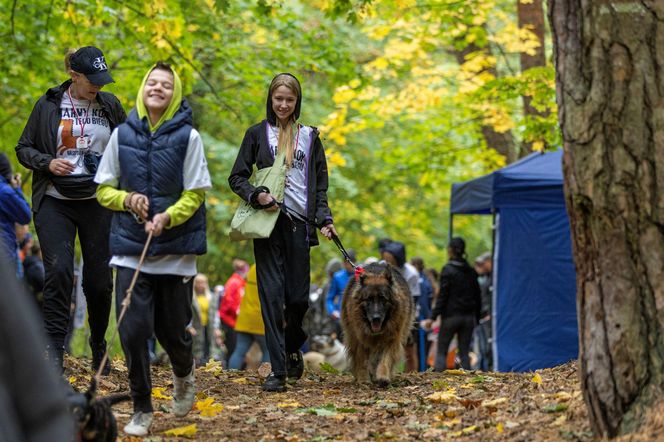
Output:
top-left (449, 150), bottom-right (578, 372)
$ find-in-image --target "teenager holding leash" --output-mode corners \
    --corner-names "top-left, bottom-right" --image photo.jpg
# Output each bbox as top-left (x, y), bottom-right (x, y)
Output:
top-left (229, 73), bottom-right (336, 392)
top-left (95, 62), bottom-right (210, 435)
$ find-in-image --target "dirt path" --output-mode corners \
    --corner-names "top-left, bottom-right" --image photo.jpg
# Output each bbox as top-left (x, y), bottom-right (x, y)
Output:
top-left (66, 357), bottom-right (593, 441)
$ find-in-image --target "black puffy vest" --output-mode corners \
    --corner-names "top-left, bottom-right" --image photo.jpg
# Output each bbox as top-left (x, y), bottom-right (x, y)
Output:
top-left (109, 100), bottom-right (206, 256)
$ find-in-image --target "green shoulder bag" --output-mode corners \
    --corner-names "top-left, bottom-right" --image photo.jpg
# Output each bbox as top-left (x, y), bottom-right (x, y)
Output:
top-left (229, 148), bottom-right (287, 241)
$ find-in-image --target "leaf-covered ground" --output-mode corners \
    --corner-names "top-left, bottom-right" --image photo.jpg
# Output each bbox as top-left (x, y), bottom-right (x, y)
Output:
top-left (65, 356), bottom-right (604, 441)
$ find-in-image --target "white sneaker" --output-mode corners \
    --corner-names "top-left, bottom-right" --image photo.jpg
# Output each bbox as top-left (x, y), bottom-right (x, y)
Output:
top-left (172, 363), bottom-right (196, 417)
top-left (123, 411), bottom-right (153, 436)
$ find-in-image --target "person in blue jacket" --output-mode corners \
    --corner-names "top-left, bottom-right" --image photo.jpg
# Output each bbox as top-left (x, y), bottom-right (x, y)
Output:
top-left (325, 249), bottom-right (356, 333)
top-left (0, 153), bottom-right (31, 275)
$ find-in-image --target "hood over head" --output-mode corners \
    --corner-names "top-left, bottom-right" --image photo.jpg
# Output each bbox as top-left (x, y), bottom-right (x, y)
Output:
top-left (382, 241), bottom-right (406, 268)
top-left (136, 62), bottom-right (183, 133)
top-left (266, 73), bottom-right (302, 126)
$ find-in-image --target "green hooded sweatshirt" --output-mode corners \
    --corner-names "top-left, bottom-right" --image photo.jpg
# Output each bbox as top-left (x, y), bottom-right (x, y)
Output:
top-left (97, 64), bottom-right (205, 228)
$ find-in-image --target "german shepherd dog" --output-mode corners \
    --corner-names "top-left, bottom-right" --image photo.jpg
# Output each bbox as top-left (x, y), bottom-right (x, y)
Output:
top-left (68, 379), bottom-right (130, 442)
top-left (341, 262), bottom-right (414, 387)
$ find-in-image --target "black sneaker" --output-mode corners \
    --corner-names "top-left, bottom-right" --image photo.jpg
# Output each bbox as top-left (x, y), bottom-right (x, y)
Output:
top-left (286, 351), bottom-right (304, 382)
top-left (262, 373), bottom-right (287, 392)
top-left (45, 344), bottom-right (64, 375)
top-left (90, 339), bottom-right (111, 376)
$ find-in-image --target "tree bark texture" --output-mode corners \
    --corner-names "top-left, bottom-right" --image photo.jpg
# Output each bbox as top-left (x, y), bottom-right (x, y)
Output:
top-left (518, 0), bottom-right (549, 155)
top-left (548, 0), bottom-right (664, 437)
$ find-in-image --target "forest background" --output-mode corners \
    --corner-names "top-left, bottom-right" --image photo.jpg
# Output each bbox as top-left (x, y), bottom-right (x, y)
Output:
top-left (0, 0), bottom-right (558, 285)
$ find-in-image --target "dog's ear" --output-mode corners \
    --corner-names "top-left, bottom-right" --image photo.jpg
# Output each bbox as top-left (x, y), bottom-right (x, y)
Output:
top-left (359, 272), bottom-right (367, 286)
top-left (85, 377), bottom-right (98, 403)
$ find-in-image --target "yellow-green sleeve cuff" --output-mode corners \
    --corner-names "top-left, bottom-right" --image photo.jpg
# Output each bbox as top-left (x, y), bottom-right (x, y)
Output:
top-left (97, 184), bottom-right (129, 212)
top-left (164, 189), bottom-right (205, 229)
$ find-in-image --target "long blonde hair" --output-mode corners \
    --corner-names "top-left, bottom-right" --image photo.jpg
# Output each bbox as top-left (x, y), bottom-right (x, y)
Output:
top-left (269, 74), bottom-right (301, 167)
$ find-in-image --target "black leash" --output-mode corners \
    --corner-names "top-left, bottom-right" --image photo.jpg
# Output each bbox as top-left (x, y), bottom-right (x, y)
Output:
top-left (277, 202), bottom-right (362, 271)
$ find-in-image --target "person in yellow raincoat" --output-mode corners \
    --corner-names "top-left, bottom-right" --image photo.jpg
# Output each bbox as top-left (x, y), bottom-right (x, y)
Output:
top-left (228, 264), bottom-right (269, 369)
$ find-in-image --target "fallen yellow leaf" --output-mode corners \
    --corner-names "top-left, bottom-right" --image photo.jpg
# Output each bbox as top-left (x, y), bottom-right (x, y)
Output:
top-left (202, 360), bottom-right (223, 376)
top-left (152, 387), bottom-right (172, 400)
top-left (426, 391), bottom-right (459, 404)
top-left (553, 415), bottom-right (567, 426)
top-left (482, 397), bottom-right (508, 407)
top-left (232, 377), bottom-right (249, 385)
top-left (163, 423), bottom-right (197, 437)
top-left (462, 425), bottom-right (478, 434)
top-left (532, 373), bottom-right (543, 385)
top-left (445, 369), bottom-right (466, 375)
top-left (277, 400), bottom-right (302, 408)
top-left (68, 376), bottom-right (77, 384)
top-left (553, 391), bottom-right (572, 402)
top-left (195, 398), bottom-right (224, 417)
top-left (496, 422), bottom-right (504, 433)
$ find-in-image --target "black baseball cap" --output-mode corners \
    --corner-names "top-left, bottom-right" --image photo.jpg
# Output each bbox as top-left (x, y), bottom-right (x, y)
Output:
top-left (69, 46), bottom-right (114, 86)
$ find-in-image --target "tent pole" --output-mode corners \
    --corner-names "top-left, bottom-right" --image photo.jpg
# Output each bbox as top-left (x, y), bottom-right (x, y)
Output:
top-left (448, 212), bottom-right (454, 243)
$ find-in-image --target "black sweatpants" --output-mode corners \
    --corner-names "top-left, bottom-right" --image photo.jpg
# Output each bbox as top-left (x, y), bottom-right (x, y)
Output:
top-left (253, 212), bottom-right (310, 377)
top-left (34, 196), bottom-right (112, 349)
top-left (115, 267), bottom-right (194, 413)
top-left (435, 315), bottom-right (476, 370)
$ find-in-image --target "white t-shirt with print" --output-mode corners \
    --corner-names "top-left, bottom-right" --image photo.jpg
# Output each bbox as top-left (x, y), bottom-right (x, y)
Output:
top-left (46, 91), bottom-right (111, 199)
top-left (95, 127), bottom-right (212, 276)
top-left (268, 124), bottom-right (313, 216)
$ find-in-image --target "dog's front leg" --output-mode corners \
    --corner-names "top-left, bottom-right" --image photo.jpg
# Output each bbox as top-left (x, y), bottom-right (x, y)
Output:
top-left (351, 348), bottom-right (371, 384)
top-left (374, 348), bottom-right (393, 388)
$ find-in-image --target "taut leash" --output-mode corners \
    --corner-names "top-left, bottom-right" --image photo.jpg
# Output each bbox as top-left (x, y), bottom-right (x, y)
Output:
top-left (94, 231), bottom-right (154, 381)
top-left (277, 202), bottom-right (364, 278)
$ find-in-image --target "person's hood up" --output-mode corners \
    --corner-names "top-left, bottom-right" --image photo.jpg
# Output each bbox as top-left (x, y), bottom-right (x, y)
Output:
top-left (136, 64), bottom-right (183, 133)
top-left (383, 241), bottom-right (406, 268)
top-left (265, 73), bottom-right (301, 126)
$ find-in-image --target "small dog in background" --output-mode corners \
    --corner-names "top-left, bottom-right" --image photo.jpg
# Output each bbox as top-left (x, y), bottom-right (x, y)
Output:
top-left (67, 379), bottom-right (130, 442)
top-left (305, 334), bottom-right (348, 372)
top-left (341, 262), bottom-right (414, 387)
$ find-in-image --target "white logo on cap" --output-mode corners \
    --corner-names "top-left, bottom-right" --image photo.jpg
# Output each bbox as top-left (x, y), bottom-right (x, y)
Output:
top-left (93, 56), bottom-right (108, 71)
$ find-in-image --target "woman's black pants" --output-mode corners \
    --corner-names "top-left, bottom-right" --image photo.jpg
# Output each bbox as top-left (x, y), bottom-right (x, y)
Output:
top-left (34, 196), bottom-right (112, 350)
top-left (253, 213), bottom-right (310, 377)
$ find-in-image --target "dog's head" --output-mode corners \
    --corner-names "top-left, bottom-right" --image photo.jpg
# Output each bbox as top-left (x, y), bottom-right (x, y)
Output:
top-left (68, 379), bottom-right (131, 442)
top-left (310, 334), bottom-right (335, 353)
top-left (354, 263), bottom-right (396, 335)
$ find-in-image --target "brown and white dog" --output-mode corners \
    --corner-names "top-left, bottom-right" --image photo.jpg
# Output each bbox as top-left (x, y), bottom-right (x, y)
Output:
top-left (341, 262), bottom-right (414, 387)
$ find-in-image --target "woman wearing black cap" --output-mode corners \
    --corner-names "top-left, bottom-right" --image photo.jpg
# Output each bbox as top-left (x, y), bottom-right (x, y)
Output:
top-left (15, 46), bottom-right (126, 375)
top-left (424, 237), bottom-right (481, 371)
top-left (229, 73), bottom-right (335, 392)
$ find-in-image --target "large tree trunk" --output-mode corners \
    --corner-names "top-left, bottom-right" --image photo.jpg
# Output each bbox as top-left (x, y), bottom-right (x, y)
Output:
top-left (548, 0), bottom-right (664, 438)
top-left (517, 0), bottom-right (548, 156)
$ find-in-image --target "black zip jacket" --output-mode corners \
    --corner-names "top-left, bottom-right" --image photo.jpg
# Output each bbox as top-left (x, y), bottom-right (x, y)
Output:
top-left (431, 258), bottom-right (482, 322)
top-left (15, 80), bottom-right (126, 212)
top-left (228, 120), bottom-right (333, 246)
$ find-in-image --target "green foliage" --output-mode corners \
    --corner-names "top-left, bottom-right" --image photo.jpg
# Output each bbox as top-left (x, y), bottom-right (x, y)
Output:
top-left (0, 0), bottom-right (558, 287)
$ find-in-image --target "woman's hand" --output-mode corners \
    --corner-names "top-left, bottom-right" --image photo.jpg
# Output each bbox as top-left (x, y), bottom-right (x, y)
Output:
top-left (49, 159), bottom-right (75, 176)
top-left (257, 192), bottom-right (278, 212)
top-left (125, 192), bottom-right (150, 220)
top-left (320, 223), bottom-right (337, 240)
top-left (145, 212), bottom-right (170, 237)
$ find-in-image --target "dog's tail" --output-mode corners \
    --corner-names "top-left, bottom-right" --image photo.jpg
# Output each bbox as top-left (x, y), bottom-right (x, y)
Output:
top-left (100, 392), bottom-right (131, 407)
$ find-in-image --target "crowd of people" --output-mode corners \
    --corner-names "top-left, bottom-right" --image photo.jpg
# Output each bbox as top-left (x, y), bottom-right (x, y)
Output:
top-left (0, 45), bottom-right (494, 438)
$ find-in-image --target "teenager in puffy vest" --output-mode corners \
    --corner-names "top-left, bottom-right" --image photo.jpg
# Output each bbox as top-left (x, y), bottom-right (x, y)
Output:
top-left (229, 73), bottom-right (336, 392)
top-left (94, 62), bottom-right (211, 436)
top-left (15, 46), bottom-right (126, 376)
